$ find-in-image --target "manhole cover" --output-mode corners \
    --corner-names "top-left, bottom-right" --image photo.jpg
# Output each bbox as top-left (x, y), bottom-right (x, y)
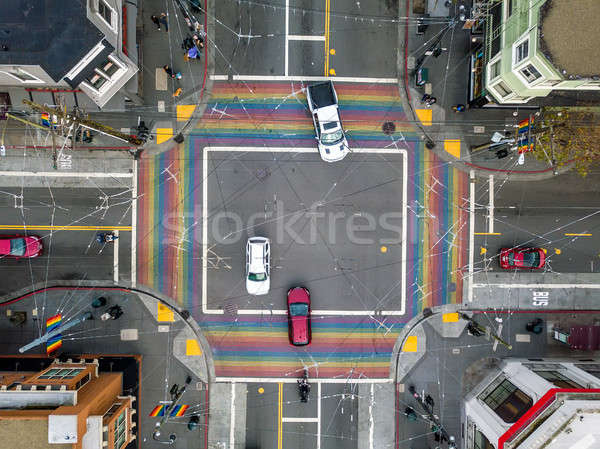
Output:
top-left (255, 168), bottom-right (271, 181)
top-left (382, 121), bottom-right (396, 135)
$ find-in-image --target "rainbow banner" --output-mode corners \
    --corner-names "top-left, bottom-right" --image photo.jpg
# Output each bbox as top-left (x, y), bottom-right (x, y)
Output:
top-left (149, 405), bottom-right (166, 417)
top-left (46, 314), bottom-right (62, 355)
top-left (169, 404), bottom-right (189, 417)
top-left (517, 117), bottom-right (534, 153)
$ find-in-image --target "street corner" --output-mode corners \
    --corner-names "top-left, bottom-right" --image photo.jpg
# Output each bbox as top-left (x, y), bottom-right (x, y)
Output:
top-left (395, 320), bottom-right (427, 382)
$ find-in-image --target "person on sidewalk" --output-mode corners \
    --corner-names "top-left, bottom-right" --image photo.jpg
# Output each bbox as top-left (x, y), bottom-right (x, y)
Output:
top-left (159, 12), bottom-right (169, 31)
top-left (150, 15), bottom-right (161, 30)
top-left (163, 65), bottom-right (175, 78)
top-left (452, 104), bottom-right (466, 113)
top-left (421, 94), bottom-right (437, 107)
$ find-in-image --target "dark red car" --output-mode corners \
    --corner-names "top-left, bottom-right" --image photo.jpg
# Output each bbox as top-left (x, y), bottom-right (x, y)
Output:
top-left (287, 287), bottom-right (311, 346)
top-left (0, 235), bottom-right (43, 258)
top-left (499, 247), bottom-right (545, 269)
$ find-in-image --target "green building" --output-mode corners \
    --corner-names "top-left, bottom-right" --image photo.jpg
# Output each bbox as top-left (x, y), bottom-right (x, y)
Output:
top-left (479, 0), bottom-right (600, 104)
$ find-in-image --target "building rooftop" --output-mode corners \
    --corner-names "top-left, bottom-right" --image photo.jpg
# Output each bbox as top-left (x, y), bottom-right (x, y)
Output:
top-left (0, 419), bottom-right (71, 449)
top-left (539, 0), bottom-right (600, 78)
top-left (0, 0), bottom-right (105, 82)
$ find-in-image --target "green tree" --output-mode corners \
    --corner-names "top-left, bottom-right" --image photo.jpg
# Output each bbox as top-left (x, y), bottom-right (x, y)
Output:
top-left (533, 108), bottom-right (600, 176)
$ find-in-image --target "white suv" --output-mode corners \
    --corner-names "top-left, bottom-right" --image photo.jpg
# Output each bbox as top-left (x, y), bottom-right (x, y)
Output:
top-left (246, 237), bottom-right (270, 295)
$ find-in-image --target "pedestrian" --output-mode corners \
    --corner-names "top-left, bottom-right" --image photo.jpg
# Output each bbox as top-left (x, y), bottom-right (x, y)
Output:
top-left (173, 87), bottom-right (182, 97)
top-left (163, 65), bottom-right (174, 78)
top-left (425, 96), bottom-right (437, 107)
top-left (175, 71), bottom-right (182, 80)
top-left (159, 12), bottom-right (169, 32)
top-left (150, 15), bottom-right (161, 30)
top-left (421, 93), bottom-right (431, 104)
top-left (452, 104), bottom-right (466, 113)
top-left (193, 34), bottom-right (204, 49)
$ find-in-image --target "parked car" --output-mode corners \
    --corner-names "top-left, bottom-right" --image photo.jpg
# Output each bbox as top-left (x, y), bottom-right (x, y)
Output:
top-left (306, 81), bottom-right (349, 162)
top-left (0, 235), bottom-right (42, 258)
top-left (287, 287), bottom-right (311, 346)
top-left (499, 247), bottom-right (545, 269)
top-left (246, 237), bottom-right (270, 295)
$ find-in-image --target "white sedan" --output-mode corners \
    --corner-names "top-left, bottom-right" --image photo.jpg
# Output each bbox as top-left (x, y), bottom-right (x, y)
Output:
top-left (246, 237), bottom-right (270, 295)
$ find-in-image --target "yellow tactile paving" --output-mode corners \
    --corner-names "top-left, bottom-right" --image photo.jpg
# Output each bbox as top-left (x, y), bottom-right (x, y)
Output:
top-left (157, 302), bottom-right (175, 322)
top-left (444, 139), bottom-right (461, 158)
top-left (443, 313), bottom-right (459, 323)
top-left (402, 335), bottom-right (418, 352)
top-left (186, 339), bottom-right (202, 356)
top-left (156, 128), bottom-right (173, 145)
top-left (415, 109), bottom-right (433, 126)
top-left (177, 105), bottom-right (197, 122)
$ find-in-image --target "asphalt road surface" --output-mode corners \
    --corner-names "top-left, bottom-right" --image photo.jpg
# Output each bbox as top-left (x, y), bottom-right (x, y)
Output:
top-left (214, 0), bottom-right (398, 78)
top-left (245, 381), bottom-right (358, 449)
top-left (0, 187), bottom-right (132, 294)
top-left (473, 171), bottom-right (600, 274)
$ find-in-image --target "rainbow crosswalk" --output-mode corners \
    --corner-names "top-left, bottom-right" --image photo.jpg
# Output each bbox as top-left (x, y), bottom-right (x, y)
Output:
top-left (137, 81), bottom-right (468, 379)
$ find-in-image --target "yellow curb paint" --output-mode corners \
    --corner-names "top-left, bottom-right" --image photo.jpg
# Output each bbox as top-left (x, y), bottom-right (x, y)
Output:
top-left (480, 247), bottom-right (487, 255)
top-left (415, 109), bottom-right (432, 126)
top-left (443, 313), bottom-right (459, 323)
top-left (555, 248), bottom-right (561, 255)
top-left (177, 105), bottom-right (197, 122)
top-left (258, 387), bottom-right (264, 394)
top-left (380, 245), bottom-right (388, 253)
top-left (444, 139), bottom-right (461, 158)
top-left (157, 302), bottom-right (175, 322)
top-left (402, 335), bottom-right (418, 352)
top-left (186, 339), bottom-right (202, 356)
top-left (156, 128), bottom-right (173, 145)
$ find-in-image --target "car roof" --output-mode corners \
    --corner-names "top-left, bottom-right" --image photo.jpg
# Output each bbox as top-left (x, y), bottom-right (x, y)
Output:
top-left (248, 238), bottom-right (268, 273)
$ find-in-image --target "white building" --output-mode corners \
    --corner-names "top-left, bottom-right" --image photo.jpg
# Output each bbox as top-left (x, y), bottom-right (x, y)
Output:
top-left (0, 0), bottom-right (138, 110)
top-left (463, 359), bottom-right (600, 449)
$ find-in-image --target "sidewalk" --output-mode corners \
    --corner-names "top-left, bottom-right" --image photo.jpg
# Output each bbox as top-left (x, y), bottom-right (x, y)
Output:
top-left (397, 0), bottom-right (568, 180)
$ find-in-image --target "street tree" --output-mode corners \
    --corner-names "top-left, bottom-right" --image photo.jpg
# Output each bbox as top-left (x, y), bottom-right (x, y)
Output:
top-left (533, 108), bottom-right (600, 176)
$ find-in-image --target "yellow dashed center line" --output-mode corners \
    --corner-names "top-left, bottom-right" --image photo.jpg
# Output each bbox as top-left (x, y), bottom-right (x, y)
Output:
top-left (0, 225), bottom-right (132, 231)
top-left (565, 233), bottom-right (592, 236)
top-left (278, 382), bottom-right (283, 449)
top-left (474, 232), bottom-right (502, 236)
top-left (324, 0), bottom-right (330, 76)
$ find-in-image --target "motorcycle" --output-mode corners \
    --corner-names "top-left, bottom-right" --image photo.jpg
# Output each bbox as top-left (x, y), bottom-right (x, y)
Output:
top-left (297, 369), bottom-right (310, 403)
top-left (96, 232), bottom-right (119, 244)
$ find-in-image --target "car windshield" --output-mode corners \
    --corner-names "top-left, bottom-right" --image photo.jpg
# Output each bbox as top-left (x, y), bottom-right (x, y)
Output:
top-left (321, 130), bottom-right (343, 144)
top-left (522, 251), bottom-right (540, 267)
top-left (248, 272), bottom-right (266, 281)
top-left (9, 238), bottom-right (26, 256)
top-left (289, 303), bottom-right (309, 317)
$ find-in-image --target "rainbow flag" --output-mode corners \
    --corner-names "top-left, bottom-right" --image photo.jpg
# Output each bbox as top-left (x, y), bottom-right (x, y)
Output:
top-left (41, 113), bottom-right (57, 128)
top-left (149, 405), bottom-right (166, 417)
top-left (517, 117), bottom-right (534, 153)
top-left (169, 404), bottom-right (189, 417)
top-left (46, 314), bottom-right (62, 355)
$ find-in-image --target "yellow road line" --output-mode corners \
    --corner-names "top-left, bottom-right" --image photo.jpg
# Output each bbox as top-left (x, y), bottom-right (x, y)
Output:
top-left (474, 232), bottom-right (502, 236)
top-left (0, 225), bottom-right (132, 231)
top-left (565, 233), bottom-right (592, 236)
top-left (324, 0), bottom-right (330, 76)
top-left (278, 382), bottom-right (283, 449)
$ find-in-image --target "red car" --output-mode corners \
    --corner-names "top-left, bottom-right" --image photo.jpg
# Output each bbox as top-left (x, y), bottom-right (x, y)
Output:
top-left (287, 287), bottom-right (311, 346)
top-left (0, 235), bottom-right (43, 258)
top-left (499, 247), bottom-right (545, 269)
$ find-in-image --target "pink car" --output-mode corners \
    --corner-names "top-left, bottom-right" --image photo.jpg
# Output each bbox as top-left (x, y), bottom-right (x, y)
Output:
top-left (0, 235), bottom-right (43, 258)
top-left (287, 287), bottom-right (311, 346)
top-left (499, 247), bottom-right (545, 269)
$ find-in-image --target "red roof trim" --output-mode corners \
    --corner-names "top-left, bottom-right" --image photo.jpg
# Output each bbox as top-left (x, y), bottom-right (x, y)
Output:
top-left (498, 388), bottom-right (600, 449)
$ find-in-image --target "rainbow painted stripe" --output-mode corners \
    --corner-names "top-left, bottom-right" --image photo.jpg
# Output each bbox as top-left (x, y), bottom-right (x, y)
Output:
top-left (46, 314), bottom-right (62, 354)
top-left (149, 405), bottom-right (166, 417)
top-left (169, 404), bottom-right (189, 417)
top-left (136, 81), bottom-right (468, 378)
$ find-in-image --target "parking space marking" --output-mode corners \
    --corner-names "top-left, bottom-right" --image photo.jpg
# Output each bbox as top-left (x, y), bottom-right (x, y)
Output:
top-left (113, 229), bottom-right (119, 283)
top-left (0, 171), bottom-right (133, 178)
top-left (317, 382), bottom-right (322, 449)
top-left (210, 74), bottom-right (398, 83)
top-left (284, 0), bottom-right (289, 76)
top-left (289, 35), bottom-right (325, 41)
top-left (369, 383), bottom-right (374, 449)
top-left (473, 283), bottom-right (600, 289)
top-left (203, 147), bottom-right (407, 316)
top-left (468, 170), bottom-right (475, 302)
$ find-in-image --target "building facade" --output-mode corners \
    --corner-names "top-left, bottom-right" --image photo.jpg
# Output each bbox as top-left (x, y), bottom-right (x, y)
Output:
top-left (0, 0), bottom-right (138, 110)
top-left (463, 358), bottom-right (600, 449)
top-left (469, 0), bottom-right (600, 105)
top-left (0, 359), bottom-right (136, 449)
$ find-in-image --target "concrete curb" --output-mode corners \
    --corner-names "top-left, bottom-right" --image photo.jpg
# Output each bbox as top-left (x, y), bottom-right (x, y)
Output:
top-left (0, 280), bottom-right (216, 382)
